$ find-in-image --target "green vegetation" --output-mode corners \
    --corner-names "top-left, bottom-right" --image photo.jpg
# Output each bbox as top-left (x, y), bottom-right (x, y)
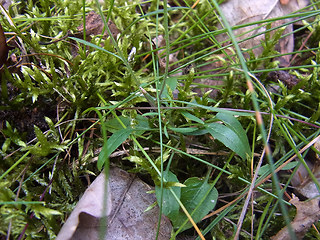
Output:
top-left (1, 0), bottom-right (320, 239)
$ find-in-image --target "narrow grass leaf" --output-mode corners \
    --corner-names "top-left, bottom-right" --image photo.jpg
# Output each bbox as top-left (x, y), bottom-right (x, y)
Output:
top-left (167, 100), bottom-right (253, 116)
top-left (97, 129), bottom-right (132, 170)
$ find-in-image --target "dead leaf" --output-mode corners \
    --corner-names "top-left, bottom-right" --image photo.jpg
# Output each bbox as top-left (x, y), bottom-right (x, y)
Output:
top-left (291, 138), bottom-right (320, 199)
top-left (152, 35), bottom-right (179, 71)
top-left (271, 195), bottom-right (320, 240)
top-left (0, 22), bottom-right (9, 68)
top-left (56, 166), bottom-right (172, 240)
top-left (77, 11), bottom-right (119, 40)
top-left (216, 0), bottom-right (309, 65)
top-left (71, 11), bottom-right (120, 58)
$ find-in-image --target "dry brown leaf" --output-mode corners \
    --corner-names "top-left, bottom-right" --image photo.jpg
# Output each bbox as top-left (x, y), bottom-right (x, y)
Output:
top-left (77, 11), bottom-right (119, 39)
top-left (217, 0), bottom-right (309, 65)
top-left (56, 166), bottom-right (172, 240)
top-left (152, 35), bottom-right (179, 71)
top-left (271, 195), bottom-right (320, 240)
top-left (71, 11), bottom-right (120, 57)
top-left (291, 138), bottom-right (320, 199)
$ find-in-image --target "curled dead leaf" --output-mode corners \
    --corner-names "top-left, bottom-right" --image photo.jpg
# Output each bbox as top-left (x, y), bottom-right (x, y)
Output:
top-left (271, 195), bottom-right (320, 240)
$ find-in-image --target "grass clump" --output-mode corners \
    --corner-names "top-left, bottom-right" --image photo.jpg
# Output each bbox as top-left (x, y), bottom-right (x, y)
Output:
top-left (1, 0), bottom-right (320, 239)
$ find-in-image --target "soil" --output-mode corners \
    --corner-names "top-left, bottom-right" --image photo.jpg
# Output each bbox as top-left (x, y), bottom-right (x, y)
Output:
top-left (0, 92), bottom-right (57, 141)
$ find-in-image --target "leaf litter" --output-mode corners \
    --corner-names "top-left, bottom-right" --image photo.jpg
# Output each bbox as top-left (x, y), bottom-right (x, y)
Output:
top-left (57, 166), bottom-right (172, 240)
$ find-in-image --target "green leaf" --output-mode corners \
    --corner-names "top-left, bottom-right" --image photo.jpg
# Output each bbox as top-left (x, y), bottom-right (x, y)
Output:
top-left (161, 77), bottom-right (178, 98)
top-left (215, 112), bottom-right (251, 156)
top-left (155, 171), bottom-right (181, 219)
top-left (183, 128), bottom-right (209, 136)
top-left (142, 112), bottom-right (159, 117)
top-left (29, 126), bottom-right (51, 156)
top-left (275, 94), bottom-right (296, 110)
top-left (282, 161), bottom-right (299, 170)
top-left (34, 125), bottom-right (49, 146)
top-left (168, 127), bottom-right (199, 134)
top-left (97, 128), bottom-right (132, 170)
top-left (181, 111), bottom-right (204, 124)
top-left (2, 122), bottom-right (26, 147)
top-left (171, 177), bottom-right (218, 231)
top-left (168, 100), bottom-right (252, 116)
top-left (206, 122), bottom-right (248, 160)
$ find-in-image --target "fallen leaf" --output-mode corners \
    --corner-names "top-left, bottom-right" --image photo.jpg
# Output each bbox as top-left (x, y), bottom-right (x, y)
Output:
top-left (271, 195), bottom-right (320, 240)
top-left (71, 11), bottom-right (120, 57)
top-left (56, 166), bottom-right (172, 240)
top-left (152, 35), bottom-right (179, 71)
top-left (291, 138), bottom-right (320, 199)
top-left (216, 0), bottom-right (309, 65)
top-left (77, 11), bottom-right (119, 40)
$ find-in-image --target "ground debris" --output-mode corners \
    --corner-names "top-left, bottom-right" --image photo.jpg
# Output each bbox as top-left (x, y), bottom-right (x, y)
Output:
top-left (57, 166), bottom-right (172, 240)
top-left (76, 11), bottom-right (119, 39)
top-left (267, 70), bottom-right (300, 89)
top-left (271, 195), bottom-right (320, 240)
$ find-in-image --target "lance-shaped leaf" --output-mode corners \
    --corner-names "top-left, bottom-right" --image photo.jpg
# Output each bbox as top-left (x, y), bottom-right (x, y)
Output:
top-left (206, 122), bottom-right (249, 160)
top-left (98, 128), bottom-right (132, 170)
top-left (215, 112), bottom-right (251, 157)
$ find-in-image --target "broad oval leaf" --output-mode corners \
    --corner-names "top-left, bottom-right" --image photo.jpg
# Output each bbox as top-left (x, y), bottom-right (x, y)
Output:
top-left (155, 171), bottom-right (181, 219)
top-left (105, 115), bottom-right (150, 135)
top-left (258, 161), bottom-right (298, 176)
top-left (171, 177), bottom-right (218, 231)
